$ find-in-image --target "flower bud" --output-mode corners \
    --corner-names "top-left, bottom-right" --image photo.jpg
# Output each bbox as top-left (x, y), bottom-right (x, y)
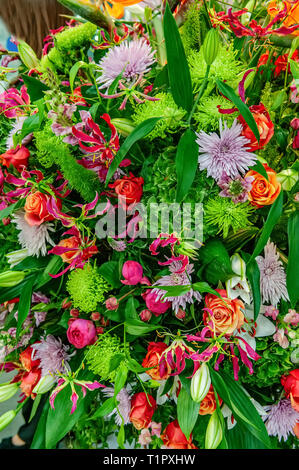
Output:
top-left (0, 270), bottom-right (25, 287)
top-left (105, 297), bottom-right (119, 311)
top-left (0, 410), bottom-right (16, 431)
top-left (62, 298), bottom-right (72, 309)
top-left (70, 308), bottom-right (80, 318)
top-left (96, 326), bottom-right (105, 335)
top-left (18, 40), bottom-right (40, 69)
top-left (6, 249), bottom-right (28, 268)
top-left (190, 363), bottom-right (211, 403)
top-left (139, 309), bottom-right (152, 322)
top-left (175, 308), bottom-right (186, 320)
top-left (205, 411), bottom-right (223, 449)
top-left (111, 118), bottom-right (135, 137)
top-left (276, 169), bottom-right (298, 191)
top-left (91, 312), bottom-right (101, 321)
top-left (33, 374), bottom-right (56, 394)
top-left (203, 29), bottom-right (220, 66)
top-left (0, 382), bottom-right (19, 402)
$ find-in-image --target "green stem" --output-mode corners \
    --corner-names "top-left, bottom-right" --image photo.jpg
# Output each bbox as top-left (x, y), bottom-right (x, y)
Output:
top-left (187, 65), bottom-right (210, 126)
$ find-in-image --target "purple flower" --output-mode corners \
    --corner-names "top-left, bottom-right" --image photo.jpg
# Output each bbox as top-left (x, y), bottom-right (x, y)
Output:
top-left (31, 335), bottom-right (73, 376)
top-left (263, 399), bottom-right (299, 442)
top-left (196, 119), bottom-right (257, 181)
top-left (256, 241), bottom-right (289, 306)
top-left (102, 386), bottom-right (131, 425)
top-left (218, 173), bottom-right (254, 203)
top-left (97, 39), bottom-right (156, 90)
top-left (152, 261), bottom-right (201, 313)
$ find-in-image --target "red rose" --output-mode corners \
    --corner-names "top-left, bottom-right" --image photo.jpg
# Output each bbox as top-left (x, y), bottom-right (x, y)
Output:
top-left (67, 318), bottom-right (97, 349)
top-left (0, 145), bottom-right (30, 171)
top-left (238, 103), bottom-right (274, 151)
top-left (108, 172), bottom-right (144, 208)
top-left (142, 342), bottom-right (171, 381)
top-left (161, 419), bottom-right (197, 449)
top-left (129, 392), bottom-right (156, 430)
top-left (281, 369), bottom-right (299, 412)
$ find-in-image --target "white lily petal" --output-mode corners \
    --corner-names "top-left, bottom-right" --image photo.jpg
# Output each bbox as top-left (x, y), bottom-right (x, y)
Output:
top-left (238, 331), bottom-right (257, 351)
top-left (255, 314), bottom-right (276, 337)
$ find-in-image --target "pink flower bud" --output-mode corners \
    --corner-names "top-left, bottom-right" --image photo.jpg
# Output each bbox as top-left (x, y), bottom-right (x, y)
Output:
top-left (105, 297), bottom-right (119, 311)
top-left (62, 298), bottom-right (72, 309)
top-left (70, 308), bottom-right (80, 318)
top-left (96, 327), bottom-right (104, 335)
top-left (139, 309), bottom-right (152, 322)
top-left (175, 308), bottom-right (186, 320)
top-left (121, 260), bottom-right (144, 285)
top-left (91, 312), bottom-right (101, 321)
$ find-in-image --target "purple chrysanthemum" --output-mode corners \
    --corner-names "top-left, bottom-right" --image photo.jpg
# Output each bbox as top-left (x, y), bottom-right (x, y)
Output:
top-left (196, 119), bottom-right (257, 181)
top-left (256, 241), bottom-right (289, 306)
top-left (32, 335), bottom-right (73, 376)
top-left (152, 262), bottom-right (202, 313)
top-left (97, 39), bottom-right (156, 90)
top-left (263, 399), bottom-right (299, 442)
top-left (102, 386), bottom-right (131, 426)
top-left (218, 173), bottom-right (255, 203)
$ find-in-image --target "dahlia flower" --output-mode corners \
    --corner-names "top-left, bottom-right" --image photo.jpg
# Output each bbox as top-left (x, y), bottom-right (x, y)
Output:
top-left (31, 335), bottom-right (73, 376)
top-left (263, 399), bottom-right (299, 442)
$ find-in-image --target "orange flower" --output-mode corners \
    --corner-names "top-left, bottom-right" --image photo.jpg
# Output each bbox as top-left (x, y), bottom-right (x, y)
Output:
top-left (161, 419), bottom-right (197, 449)
top-left (57, 236), bottom-right (81, 263)
top-left (0, 146), bottom-right (30, 171)
top-left (142, 342), bottom-right (171, 381)
top-left (245, 163), bottom-right (281, 208)
top-left (268, 1), bottom-right (299, 36)
top-left (104, 0), bottom-right (142, 19)
top-left (24, 191), bottom-right (57, 226)
top-left (203, 289), bottom-right (245, 336)
top-left (199, 385), bottom-right (223, 416)
top-left (129, 392), bottom-right (156, 430)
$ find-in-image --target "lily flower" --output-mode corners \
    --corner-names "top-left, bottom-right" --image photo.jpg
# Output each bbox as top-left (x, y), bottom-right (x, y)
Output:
top-left (226, 253), bottom-right (251, 305)
top-left (150, 233), bottom-right (189, 274)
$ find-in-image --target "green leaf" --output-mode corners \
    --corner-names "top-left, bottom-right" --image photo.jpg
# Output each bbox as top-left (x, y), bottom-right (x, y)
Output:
top-left (30, 399), bottom-right (50, 449)
top-left (198, 240), bottom-right (234, 284)
top-left (28, 394), bottom-right (42, 423)
top-left (163, 3), bottom-right (193, 112)
top-left (109, 354), bottom-right (125, 373)
top-left (242, 253), bottom-right (261, 321)
top-left (209, 368), bottom-right (271, 448)
top-left (216, 79), bottom-right (260, 143)
top-left (35, 255), bottom-right (63, 289)
top-left (124, 297), bottom-right (139, 321)
top-left (177, 385), bottom-right (200, 440)
top-left (98, 261), bottom-right (121, 288)
top-left (159, 285), bottom-right (192, 297)
top-left (175, 129), bottom-right (199, 203)
top-left (17, 276), bottom-right (35, 337)
top-left (125, 319), bottom-right (162, 336)
top-left (226, 422), bottom-right (268, 449)
top-left (0, 198), bottom-right (24, 220)
top-left (69, 61), bottom-right (87, 93)
top-left (105, 118), bottom-right (161, 186)
top-left (249, 190), bottom-right (283, 263)
top-left (20, 113), bottom-right (41, 140)
top-left (21, 73), bottom-right (49, 102)
top-left (117, 423), bottom-right (125, 449)
top-left (192, 282), bottom-right (224, 299)
top-left (114, 366), bottom-right (128, 397)
top-left (90, 397), bottom-right (116, 420)
top-left (286, 212), bottom-right (299, 307)
top-left (249, 160), bottom-right (268, 180)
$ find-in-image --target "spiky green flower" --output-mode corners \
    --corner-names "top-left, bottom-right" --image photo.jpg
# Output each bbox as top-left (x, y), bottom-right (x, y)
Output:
top-left (189, 44), bottom-right (243, 92)
top-left (85, 334), bottom-right (125, 382)
top-left (132, 93), bottom-right (186, 140)
top-left (181, 1), bottom-right (210, 56)
top-left (66, 264), bottom-right (111, 313)
top-left (204, 196), bottom-right (254, 238)
top-left (194, 94), bottom-right (237, 132)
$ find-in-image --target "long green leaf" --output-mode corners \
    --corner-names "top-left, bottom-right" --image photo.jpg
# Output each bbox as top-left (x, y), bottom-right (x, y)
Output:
top-left (216, 79), bottom-right (260, 143)
top-left (105, 117), bottom-right (161, 186)
top-left (249, 190), bottom-right (283, 263)
top-left (242, 252), bottom-right (261, 321)
top-left (175, 129), bottom-right (199, 203)
top-left (17, 276), bottom-right (35, 337)
top-left (177, 385), bottom-right (200, 440)
top-left (163, 3), bottom-right (193, 112)
top-left (286, 212), bottom-right (299, 307)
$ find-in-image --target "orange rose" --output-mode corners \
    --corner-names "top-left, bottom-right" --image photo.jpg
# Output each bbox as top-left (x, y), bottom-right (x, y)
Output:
top-left (238, 103), bottom-right (274, 151)
top-left (24, 191), bottom-right (59, 226)
top-left (57, 236), bottom-right (80, 263)
top-left (161, 419), bottom-right (197, 449)
top-left (129, 392), bottom-right (156, 430)
top-left (199, 385), bottom-right (223, 416)
top-left (203, 289), bottom-right (245, 335)
top-left (108, 173), bottom-right (144, 208)
top-left (245, 163), bottom-right (281, 208)
top-left (142, 342), bottom-right (171, 381)
top-left (0, 145), bottom-right (30, 171)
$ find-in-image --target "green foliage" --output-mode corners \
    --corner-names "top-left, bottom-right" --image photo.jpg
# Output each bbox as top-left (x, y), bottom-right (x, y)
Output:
top-left (0, 114), bottom-right (13, 153)
top-left (194, 94), bottom-right (237, 132)
top-left (204, 197), bottom-right (254, 238)
top-left (66, 264), bottom-right (111, 313)
top-left (132, 93), bottom-right (186, 140)
top-left (85, 334), bottom-right (125, 382)
top-left (181, 1), bottom-right (210, 56)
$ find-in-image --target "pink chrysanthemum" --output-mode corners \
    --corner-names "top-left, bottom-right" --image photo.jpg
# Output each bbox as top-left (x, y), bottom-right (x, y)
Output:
top-left (152, 261), bottom-right (202, 313)
top-left (264, 399), bottom-right (299, 442)
top-left (196, 119), bottom-right (257, 181)
top-left (97, 39), bottom-right (156, 90)
top-left (256, 241), bottom-right (289, 306)
top-left (32, 335), bottom-right (73, 376)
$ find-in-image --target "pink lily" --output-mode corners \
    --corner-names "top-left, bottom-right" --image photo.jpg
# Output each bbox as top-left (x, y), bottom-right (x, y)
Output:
top-left (149, 233), bottom-right (189, 274)
top-left (0, 85), bottom-right (31, 118)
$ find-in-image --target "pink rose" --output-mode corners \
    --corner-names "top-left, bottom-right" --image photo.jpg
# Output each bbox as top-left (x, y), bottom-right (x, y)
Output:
top-left (121, 260), bottom-right (144, 285)
top-left (67, 319), bottom-right (97, 349)
top-left (142, 290), bottom-right (171, 316)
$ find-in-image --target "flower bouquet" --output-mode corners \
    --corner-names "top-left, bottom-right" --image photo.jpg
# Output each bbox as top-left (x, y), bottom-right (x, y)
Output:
top-left (0, 0), bottom-right (299, 450)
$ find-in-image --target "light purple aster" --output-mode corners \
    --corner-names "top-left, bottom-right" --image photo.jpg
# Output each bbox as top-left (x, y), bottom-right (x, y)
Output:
top-left (152, 261), bottom-right (202, 313)
top-left (97, 39), bottom-right (156, 90)
top-left (196, 119), bottom-right (257, 182)
top-left (31, 335), bottom-right (73, 377)
top-left (102, 386), bottom-right (131, 425)
top-left (256, 241), bottom-right (289, 307)
top-left (263, 399), bottom-right (299, 442)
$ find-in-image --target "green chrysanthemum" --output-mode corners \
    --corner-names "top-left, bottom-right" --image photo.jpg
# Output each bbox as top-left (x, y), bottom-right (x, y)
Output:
top-left (181, 1), bottom-right (210, 56)
top-left (85, 334), bottom-right (125, 382)
top-left (132, 93), bottom-right (186, 140)
top-left (194, 94), bottom-right (237, 132)
top-left (66, 264), bottom-right (111, 313)
top-left (189, 44), bottom-right (243, 92)
top-left (204, 196), bottom-right (254, 238)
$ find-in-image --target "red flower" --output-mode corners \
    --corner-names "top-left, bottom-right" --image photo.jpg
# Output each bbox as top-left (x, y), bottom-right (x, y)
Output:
top-left (142, 342), bottom-right (171, 381)
top-left (129, 392), bottom-right (156, 430)
top-left (0, 146), bottom-right (30, 171)
top-left (161, 419), bottom-right (197, 449)
top-left (238, 103), bottom-right (274, 151)
top-left (19, 345), bottom-right (41, 371)
top-left (281, 369), bottom-right (299, 412)
top-left (108, 173), bottom-right (144, 208)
